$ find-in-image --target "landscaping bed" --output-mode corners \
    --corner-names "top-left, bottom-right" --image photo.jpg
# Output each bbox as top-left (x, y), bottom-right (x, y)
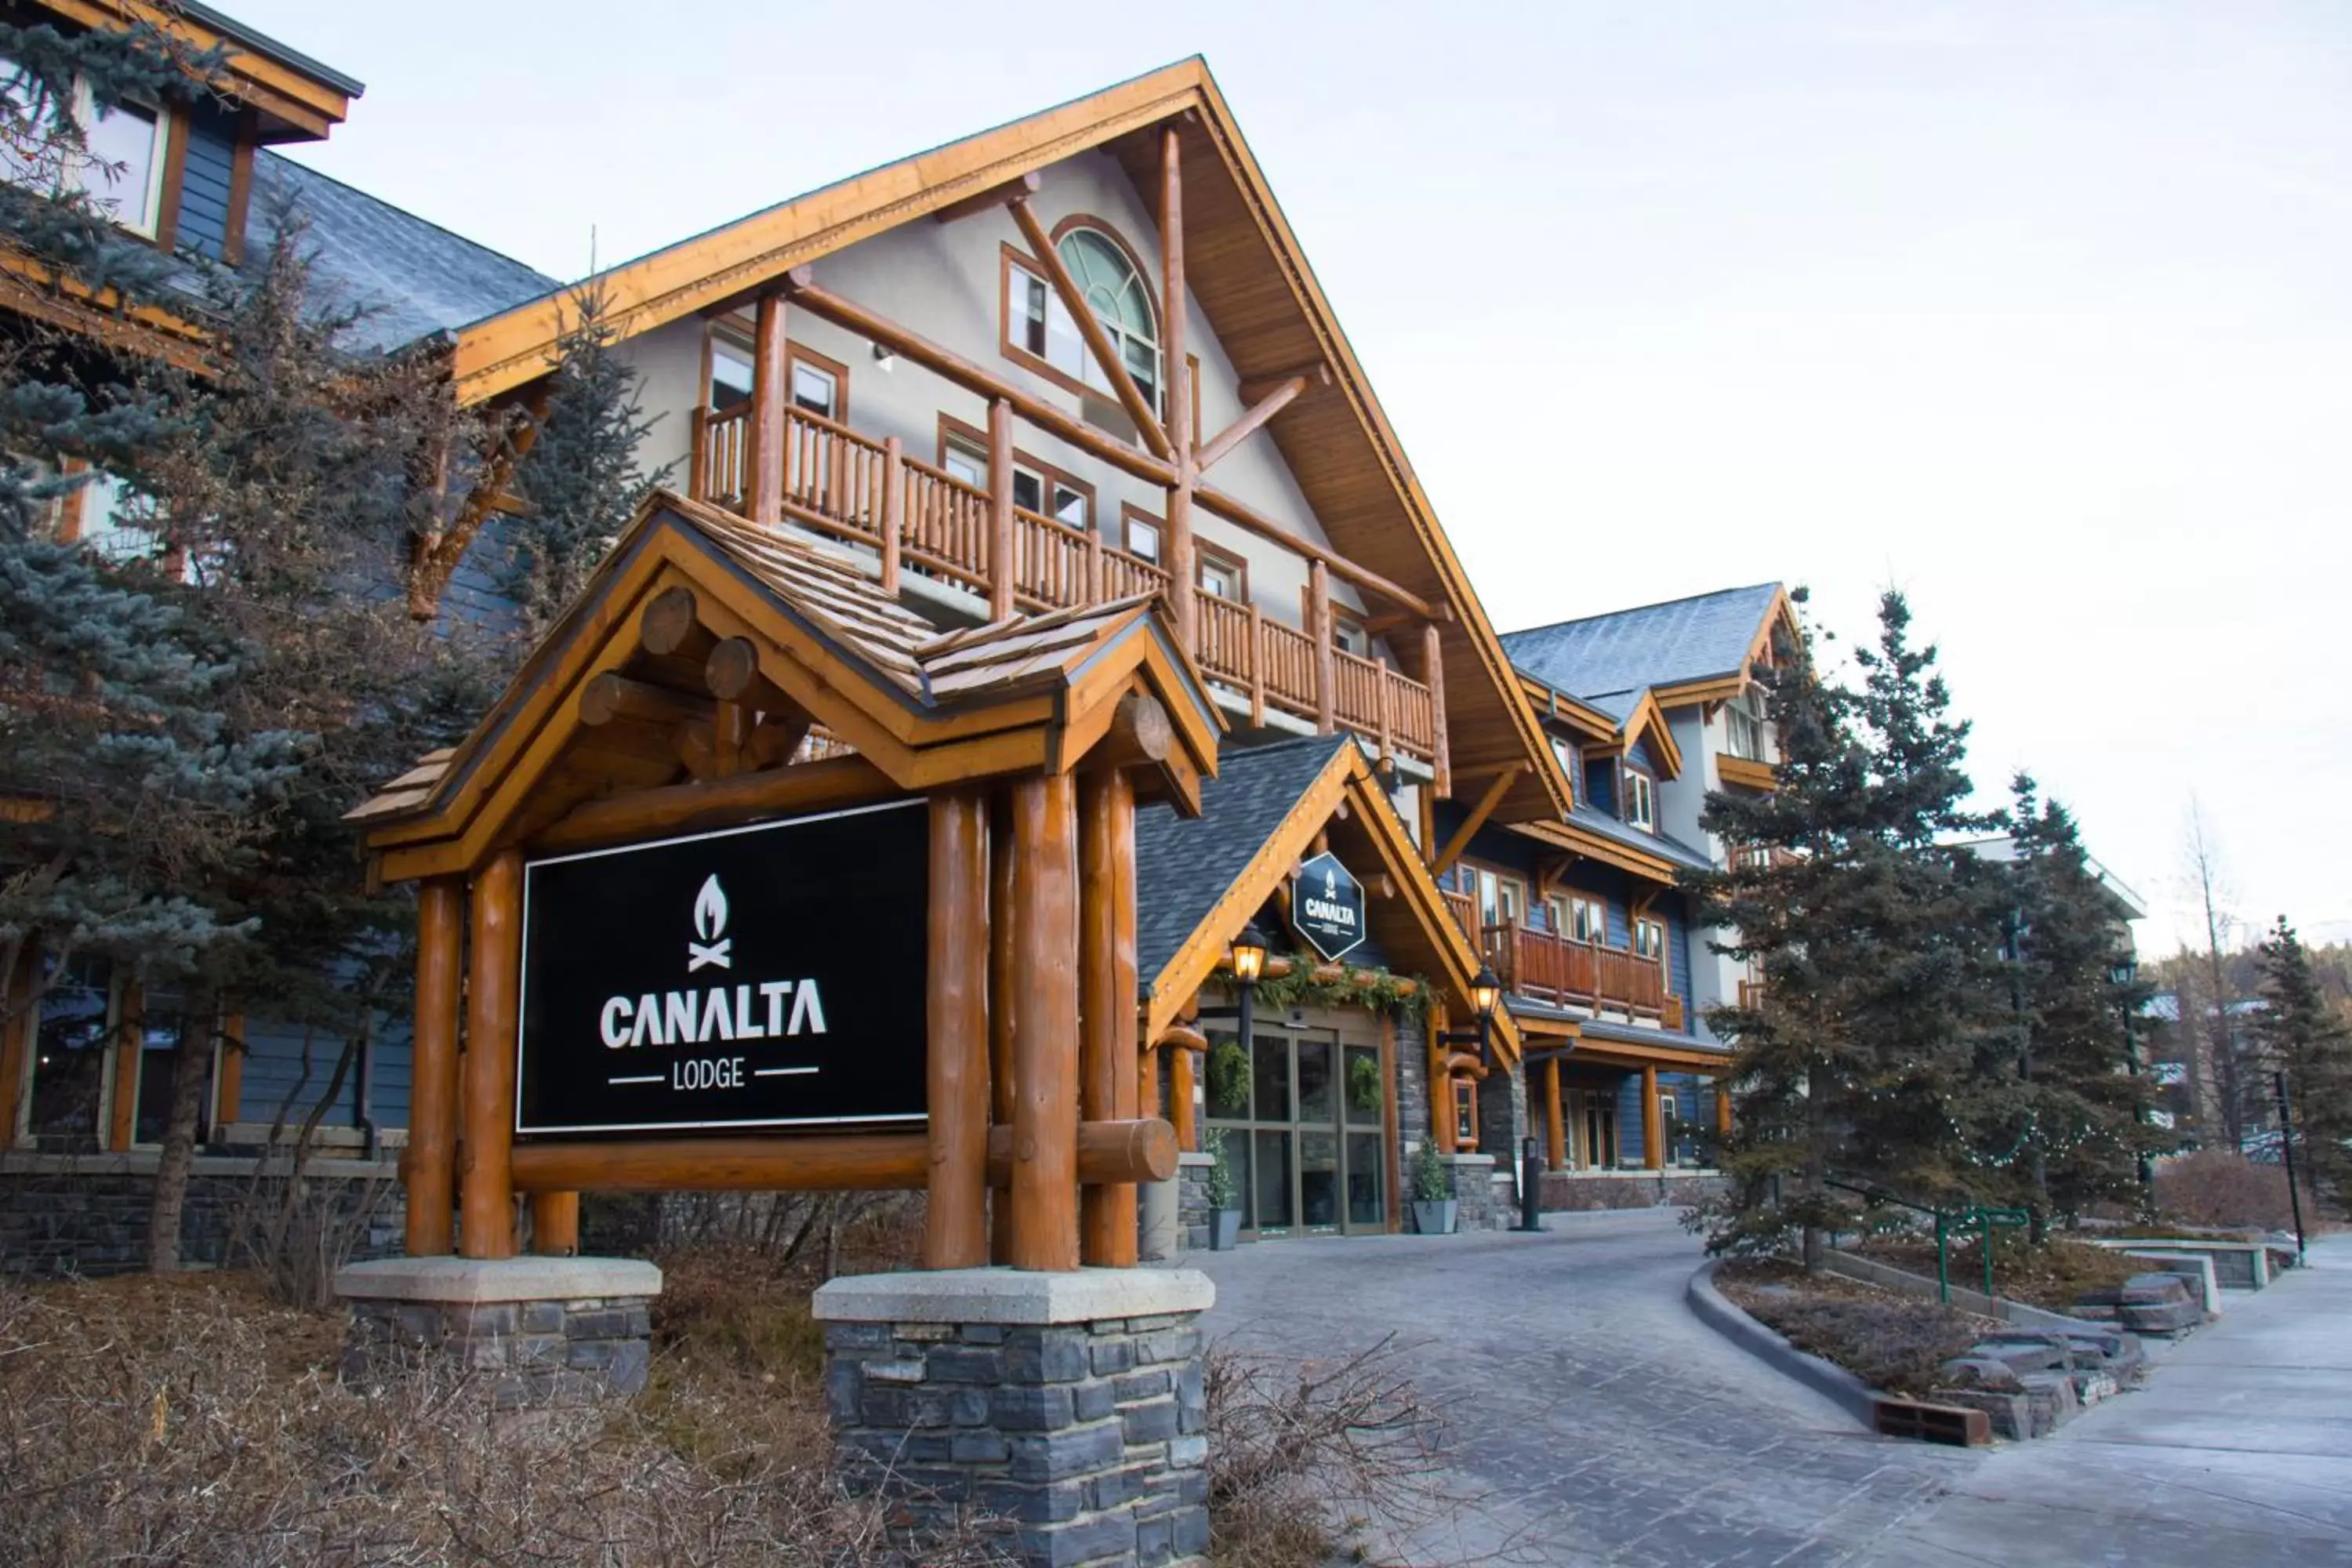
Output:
top-left (1842, 1232), bottom-right (2140, 1314)
top-left (1715, 1258), bottom-right (2001, 1399)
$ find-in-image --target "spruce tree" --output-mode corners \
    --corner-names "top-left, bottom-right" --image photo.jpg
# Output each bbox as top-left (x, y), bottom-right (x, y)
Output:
top-left (1693, 590), bottom-right (2005, 1265)
top-left (1997, 777), bottom-right (2171, 1226)
top-left (2253, 916), bottom-right (2352, 1214)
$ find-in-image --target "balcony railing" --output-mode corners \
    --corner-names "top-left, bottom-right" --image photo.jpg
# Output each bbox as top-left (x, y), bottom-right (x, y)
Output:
top-left (1467, 917), bottom-right (1685, 1030)
top-left (691, 401), bottom-right (1437, 764)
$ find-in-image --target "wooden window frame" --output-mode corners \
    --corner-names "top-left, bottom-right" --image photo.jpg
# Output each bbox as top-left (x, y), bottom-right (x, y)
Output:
top-left (1194, 536), bottom-right (1249, 604)
top-left (1622, 767), bottom-right (1656, 833)
top-left (787, 341), bottom-right (851, 421)
top-left (997, 217), bottom-right (1164, 405)
top-left (1567, 894), bottom-right (1606, 946)
top-left (1634, 915), bottom-right (1666, 963)
top-left (937, 414), bottom-right (1096, 529)
top-left (1118, 502), bottom-right (1164, 564)
top-left (1458, 858), bottom-right (1527, 931)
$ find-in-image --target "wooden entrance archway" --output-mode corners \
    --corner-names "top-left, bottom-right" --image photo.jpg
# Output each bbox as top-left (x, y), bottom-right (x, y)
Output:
top-left (350, 490), bottom-right (1221, 1272)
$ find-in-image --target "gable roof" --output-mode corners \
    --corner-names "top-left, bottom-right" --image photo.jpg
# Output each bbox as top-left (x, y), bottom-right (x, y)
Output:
top-left (1505, 584), bottom-right (1790, 708)
top-left (438, 56), bottom-right (1568, 826)
top-left (1134, 731), bottom-right (1519, 1062)
top-left (354, 488), bottom-right (1221, 881)
top-left (253, 154), bottom-right (561, 354)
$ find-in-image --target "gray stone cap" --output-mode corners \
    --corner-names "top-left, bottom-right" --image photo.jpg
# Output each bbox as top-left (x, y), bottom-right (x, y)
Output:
top-left (812, 1265), bottom-right (1214, 1326)
top-left (1177, 1150), bottom-right (1215, 1168)
top-left (334, 1255), bottom-right (663, 1304)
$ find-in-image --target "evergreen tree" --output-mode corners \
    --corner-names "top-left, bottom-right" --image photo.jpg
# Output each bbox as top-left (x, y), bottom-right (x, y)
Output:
top-left (2253, 916), bottom-right (2352, 1214)
top-left (502, 283), bottom-right (667, 629)
top-left (1997, 776), bottom-right (2171, 1226)
top-left (1692, 591), bottom-right (2005, 1265)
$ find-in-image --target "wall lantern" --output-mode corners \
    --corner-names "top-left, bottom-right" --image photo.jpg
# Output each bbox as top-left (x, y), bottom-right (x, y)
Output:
top-left (1230, 922), bottom-right (1270, 986)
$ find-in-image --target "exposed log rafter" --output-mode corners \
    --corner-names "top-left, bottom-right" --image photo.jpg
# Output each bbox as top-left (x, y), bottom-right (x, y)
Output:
top-left (1007, 196), bottom-right (1173, 461)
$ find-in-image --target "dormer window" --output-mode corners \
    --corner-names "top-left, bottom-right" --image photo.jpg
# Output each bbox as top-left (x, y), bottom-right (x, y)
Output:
top-left (1624, 769), bottom-right (1655, 833)
top-left (2, 64), bottom-right (169, 238)
top-left (1726, 690), bottom-right (1767, 761)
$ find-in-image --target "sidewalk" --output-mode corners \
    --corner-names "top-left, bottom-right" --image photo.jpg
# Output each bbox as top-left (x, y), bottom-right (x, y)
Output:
top-left (1853, 1232), bottom-right (2352, 1566)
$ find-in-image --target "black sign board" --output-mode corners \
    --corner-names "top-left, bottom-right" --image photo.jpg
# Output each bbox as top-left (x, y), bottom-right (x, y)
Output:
top-left (1290, 850), bottom-right (1367, 964)
top-left (516, 799), bottom-right (928, 1138)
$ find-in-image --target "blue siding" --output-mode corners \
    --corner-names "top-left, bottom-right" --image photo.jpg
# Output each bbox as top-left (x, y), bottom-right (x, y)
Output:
top-left (1663, 898), bottom-right (1694, 1015)
top-left (1584, 757), bottom-right (1615, 815)
top-left (1624, 737), bottom-right (1657, 775)
top-left (237, 1014), bottom-right (411, 1131)
top-left (1615, 1076), bottom-right (1645, 1163)
top-left (175, 103), bottom-right (238, 260)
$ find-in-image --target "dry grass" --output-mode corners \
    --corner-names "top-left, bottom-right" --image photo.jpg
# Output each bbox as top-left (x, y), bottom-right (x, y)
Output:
top-left (2155, 1151), bottom-right (2327, 1233)
top-left (0, 1267), bottom-right (1010, 1568)
top-left (1847, 1232), bottom-right (2141, 1314)
top-left (1718, 1260), bottom-right (2000, 1398)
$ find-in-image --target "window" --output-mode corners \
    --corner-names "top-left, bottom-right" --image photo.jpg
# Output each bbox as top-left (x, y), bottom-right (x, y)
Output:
top-left (1624, 769), bottom-right (1655, 832)
top-left (1550, 739), bottom-right (1580, 799)
top-left (26, 953), bottom-right (114, 1147)
top-left (1454, 1080), bottom-right (1479, 1149)
top-left (1726, 691), bottom-right (1767, 761)
top-left (790, 359), bottom-right (838, 419)
top-left (709, 337), bottom-right (754, 412)
top-left (1196, 541), bottom-right (1247, 601)
top-left (1118, 506), bottom-right (1162, 564)
top-left (1468, 864), bottom-right (1525, 931)
top-left (938, 419), bottom-right (1091, 530)
top-left (1567, 895), bottom-right (1606, 945)
top-left (2, 64), bottom-right (168, 238)
top-left (1634, 916), bottom-right (1665, 963)
top-left (705, 334), bottom-right (848, 423)
top-left (1330, 608), bottom-right (1370, 657)
top-left (1001, 223), bottom-right (1161, 412)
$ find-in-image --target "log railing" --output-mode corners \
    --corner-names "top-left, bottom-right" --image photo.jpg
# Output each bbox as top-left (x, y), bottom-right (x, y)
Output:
top-left (1482, 920), bottom-right (1675, 1024)
top-left (690, 396), bottom-right (1439, 764)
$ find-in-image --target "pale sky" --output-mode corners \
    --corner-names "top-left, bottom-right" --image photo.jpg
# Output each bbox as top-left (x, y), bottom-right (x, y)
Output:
top-left (230, 1), bottom-right (2351, 954)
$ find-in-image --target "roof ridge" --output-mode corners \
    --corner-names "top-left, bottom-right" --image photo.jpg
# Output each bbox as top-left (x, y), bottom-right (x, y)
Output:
top-left (1501, 581), bottom-right (1783, 642)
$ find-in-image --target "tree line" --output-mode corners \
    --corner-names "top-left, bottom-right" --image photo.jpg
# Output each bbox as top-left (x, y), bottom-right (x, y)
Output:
top-left (1690, 590), bottom-right (2352, 1263)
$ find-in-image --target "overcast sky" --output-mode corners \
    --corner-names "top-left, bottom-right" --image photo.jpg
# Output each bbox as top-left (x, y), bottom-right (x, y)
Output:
top-left (230, 0), bottom-right (2350, 955)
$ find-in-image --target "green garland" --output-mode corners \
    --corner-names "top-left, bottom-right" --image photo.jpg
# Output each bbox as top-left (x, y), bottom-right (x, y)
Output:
top-left (1247, 947), bottom-right (1433, 1022)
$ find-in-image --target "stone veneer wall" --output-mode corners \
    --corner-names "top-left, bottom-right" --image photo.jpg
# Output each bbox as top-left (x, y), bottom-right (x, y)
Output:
top-left (342, 1291), bottom-right (655, 1406)
top-left (1174, 1151), bottom-right (1214, 1254)
top-left (0, 1161), bottom-right (404, 1277)
top-left (823, 1311), bottom-right (1210, 1566)
top-left (1541, 1171), bottom-right (1726, 1211)
top-left (1442, 1152), bottom-right (1503, 1231)
top-left (1395, 1016), bottom-right (1431, 1167)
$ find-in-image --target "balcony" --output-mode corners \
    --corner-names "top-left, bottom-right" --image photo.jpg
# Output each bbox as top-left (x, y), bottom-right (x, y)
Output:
top-left (1440, 891), bottom-right (1683, 1030)
top-left (692, 402), bottom-right (1438, 766)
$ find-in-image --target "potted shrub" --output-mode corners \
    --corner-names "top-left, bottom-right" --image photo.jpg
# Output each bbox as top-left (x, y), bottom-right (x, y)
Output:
top-left (1204, 1128), bottom-right (1243, 1250)
top-left (1410, 1138), bottom-right (1457, 1236)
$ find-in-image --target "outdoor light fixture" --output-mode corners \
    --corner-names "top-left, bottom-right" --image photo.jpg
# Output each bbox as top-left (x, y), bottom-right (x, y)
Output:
top-left (1470, 964), bottom-right (1502, 1021)
top-left (872, 344), bottom-right (898, 370)
top-left (1229, 923), bottom-right (1269, 985)
top-left (2109, 956), bottom-right (2137, 988)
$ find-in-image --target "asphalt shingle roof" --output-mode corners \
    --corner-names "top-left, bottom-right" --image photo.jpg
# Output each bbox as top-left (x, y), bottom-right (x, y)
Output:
top-left (1504, 583), bottom-right (1782, 702)
top-left (250, 153), bottom-right (561, 354)
top-left (1134, 733), bottom-right (1353, 985)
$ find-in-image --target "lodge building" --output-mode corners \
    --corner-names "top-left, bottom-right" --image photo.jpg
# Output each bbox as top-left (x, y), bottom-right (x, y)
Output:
top-left (0, 1), bottom-right (1794, 1266)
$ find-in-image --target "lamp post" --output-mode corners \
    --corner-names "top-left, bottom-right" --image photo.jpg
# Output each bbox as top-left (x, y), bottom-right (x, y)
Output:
top-left (2111, 954), bottom-right (2154, 1218)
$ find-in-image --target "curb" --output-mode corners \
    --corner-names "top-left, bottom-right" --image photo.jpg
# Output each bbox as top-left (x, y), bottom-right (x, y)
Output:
top-left (1685, 1259), bottom-right (1877, 1429)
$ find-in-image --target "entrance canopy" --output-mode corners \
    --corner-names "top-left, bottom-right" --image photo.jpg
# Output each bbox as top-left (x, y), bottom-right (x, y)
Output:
top-left (351, 490), bottom-right (1222, 881)
top-left (1133, 733), bottom-right (1519, 1062)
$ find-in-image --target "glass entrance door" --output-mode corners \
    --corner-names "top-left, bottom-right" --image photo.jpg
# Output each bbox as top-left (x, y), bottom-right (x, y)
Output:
top-left (1206, 1025), bottom-right (1386, 1238)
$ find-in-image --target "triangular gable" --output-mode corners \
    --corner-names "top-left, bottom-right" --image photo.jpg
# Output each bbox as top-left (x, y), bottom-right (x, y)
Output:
top-left (446, 59), bottom-right (1567, 828)
top-left (352, 488), bottom-right (1221, 881)
top-left (1135, 734), bottom-right (1520, 1064)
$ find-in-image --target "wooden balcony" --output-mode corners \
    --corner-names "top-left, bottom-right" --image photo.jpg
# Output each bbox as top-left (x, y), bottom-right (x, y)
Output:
top-left (691, 401), bottom-right (1439, 766)
top-left (1476, 917), bottom-right (1683, 1030)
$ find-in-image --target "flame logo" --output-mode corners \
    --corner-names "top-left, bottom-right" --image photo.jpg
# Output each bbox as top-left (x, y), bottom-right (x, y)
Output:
top-left (694, 874), bottom-right (728, 941)
top-left (688, 875), bottom-right (732, 971)
top-left (1325, 867), bottom-right (1338, 898)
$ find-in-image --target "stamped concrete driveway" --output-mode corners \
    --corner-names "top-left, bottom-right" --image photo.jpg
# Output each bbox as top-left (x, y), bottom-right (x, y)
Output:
top-left (1196, 1209), bottom-right (1969, 1566)
top-left (1196, 1211), bottom-right (2352, 1567)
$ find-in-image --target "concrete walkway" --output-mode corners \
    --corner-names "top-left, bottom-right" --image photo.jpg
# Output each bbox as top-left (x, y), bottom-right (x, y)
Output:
top-left (1850, 1232), bottom-right (2352, 1567)
top-left (1196, 1212), bottom-right (2352, 1566)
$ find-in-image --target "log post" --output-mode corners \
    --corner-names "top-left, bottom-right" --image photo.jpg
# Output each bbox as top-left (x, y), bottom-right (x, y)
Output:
top-left (1715, 1077), bottom-right (1733, 1141)
top-left (460, 849), bottom-right (524, 1258)
top-left (1006, 773), bottom-right (1080, 1270)
top-left (405, 877), bottom-right (464, 1255)
top-left (1428, 1000), bottom-right (1455, 1155)
top-left (1160, 123), bottom-right (1196, 654)
top-left (1544, 1055), bottom-right (1566, 1173)
top-left (1424, 620), bottom-right (1450, 799)
top-left (1246, 602), bottom-right (1266, 726)
top-left (988, 397), bottom-right (1016, 622)
top-left (529, 1191), bottom-right (579, 1255)
top-left (1169, 1044), bottom-right (1197, 1151)
top-left (1077, 768), bottom-right (1138, 1266)
top-left (1309, 558), bottom-right (1336, 735)
top-left (926, 789), bottom-right (992, 1269)
top-left (880, 435), bottom-right (904, 594)
top-left (746, 292), bottom-right (788, 528)
top-left (1642, 1063), bottom-right (1664, 1172)
top-left (988, 793), bottom-right (1018, 1263)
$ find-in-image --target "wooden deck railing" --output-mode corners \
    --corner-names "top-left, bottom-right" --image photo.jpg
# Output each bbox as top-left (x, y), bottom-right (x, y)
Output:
top-left (689, 400), bottom-right (1438, 764)
top-left (1482, 920), bottom-right (1677, 1025)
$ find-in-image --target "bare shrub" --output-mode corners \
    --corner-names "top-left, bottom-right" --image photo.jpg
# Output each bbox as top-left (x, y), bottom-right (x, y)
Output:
top-left (2155, 1149), bottom-right (2324, 1232)
top-left (0, 1272), bottom-right (1011, 1566)
top-left (1207, 1333), bottom-right (1493, 1567)
top-left (1718, 1260), bottom-right (1995, 1397)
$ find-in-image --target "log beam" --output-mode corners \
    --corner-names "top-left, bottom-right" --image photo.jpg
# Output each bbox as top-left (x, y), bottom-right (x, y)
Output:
top-left (931, 170), bottom-right (1040, 224)
top-left (746, 291), bottom-right (788, 527)
top-left (1159, 123), bottom-right (1196, 652)
top-left (1432, 765), bottom-right (1522, 876)
top-left (1006, 773), bottom-right (1080, 1269)
top-left (404, 877), bottom-right (464, 1255)
top-left (926, 789), bottom-right (991, 1269)
top-left (1008, 197), bottom-right (1173, 460)
top-left (640, 585), bottom-right (707, 658)
top-left (579, 672), bottom-right (713, 730)
top-left (459, 849), bottom-right (522, 1259)
top-left (507, 1120), bottom-right (1176, 1193)
top-left (528, 754), bottom-right (900, 855)
top-left (1193, 372), bottom-right (1311, 475)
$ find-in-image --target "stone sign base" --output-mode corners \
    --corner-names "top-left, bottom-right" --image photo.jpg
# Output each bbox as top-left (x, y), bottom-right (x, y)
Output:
top-left (334, 1255), bottom-right (662, 1407)
top-left (814, 1267), bottom-right (1215, 1568)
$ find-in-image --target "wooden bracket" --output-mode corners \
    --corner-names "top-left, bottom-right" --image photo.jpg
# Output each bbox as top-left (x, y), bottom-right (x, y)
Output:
top-left (1432, 765), bottom-right (1522, 876)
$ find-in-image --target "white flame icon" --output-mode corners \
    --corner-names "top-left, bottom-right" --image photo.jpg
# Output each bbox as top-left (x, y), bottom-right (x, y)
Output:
top-left (1325, 867), bottom-right (1338, 898)
top-left (688, 874), bottom-right (732, 971)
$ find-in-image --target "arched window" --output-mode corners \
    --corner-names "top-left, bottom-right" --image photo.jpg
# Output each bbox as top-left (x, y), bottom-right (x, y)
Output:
top-left (1004, 217), bottom-right (1162, 415)
top-left (1055, 227), bottom-right (1159, 408)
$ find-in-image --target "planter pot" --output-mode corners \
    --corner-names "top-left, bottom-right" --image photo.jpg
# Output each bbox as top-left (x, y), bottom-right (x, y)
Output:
top-left (1209, 1209), bottom-right (1243, 1250)
top-left (1412, 1199), bottom-right (1458, 1236)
